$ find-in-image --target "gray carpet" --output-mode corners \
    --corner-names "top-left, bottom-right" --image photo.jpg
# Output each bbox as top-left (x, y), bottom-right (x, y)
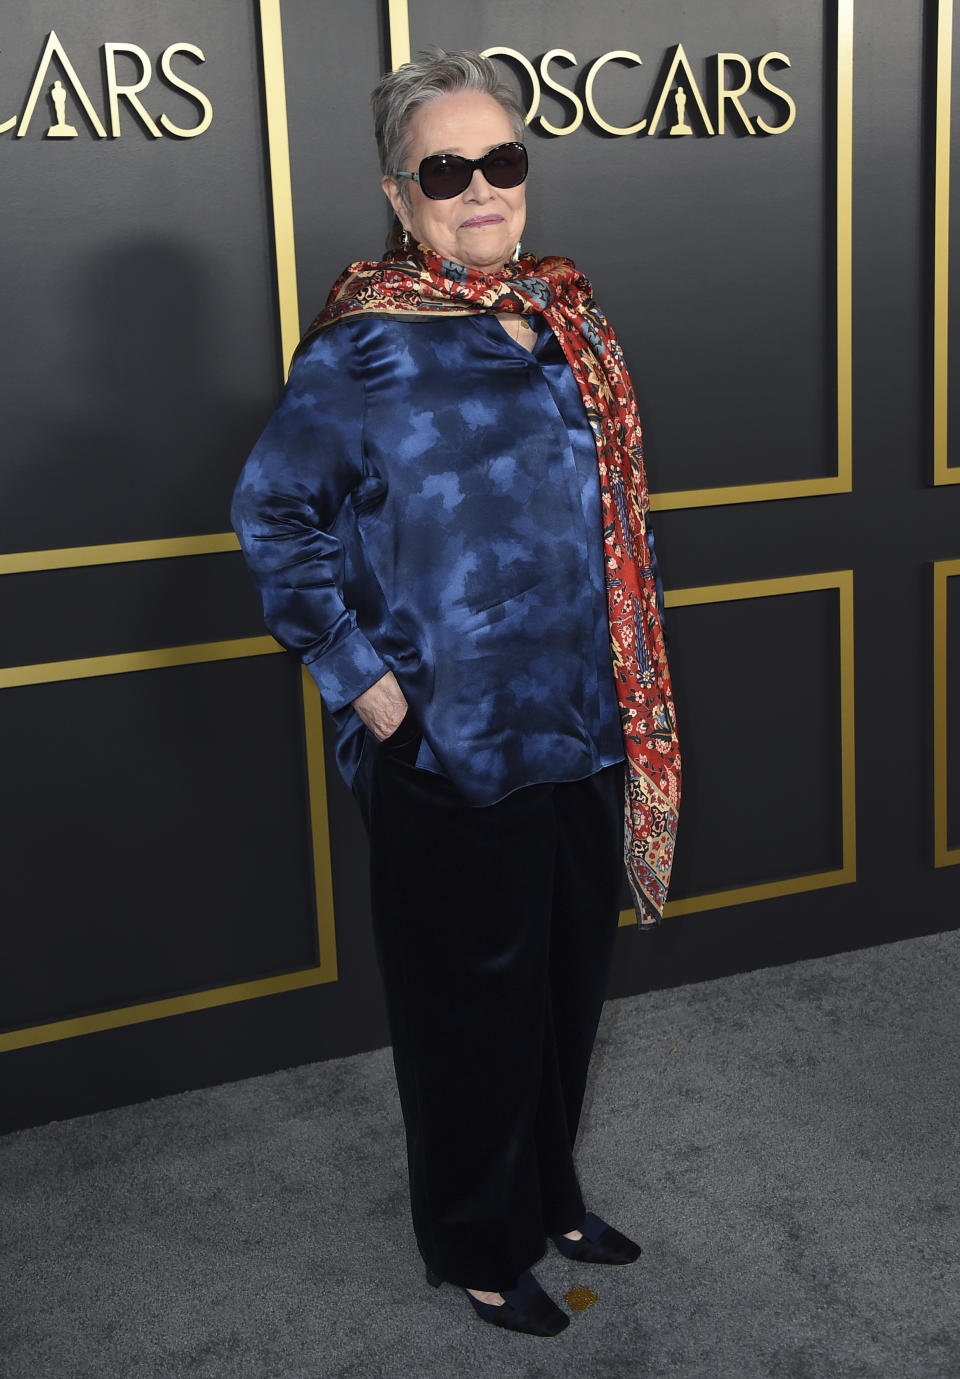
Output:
top-left (2, 930), bottom-right (959, 1378)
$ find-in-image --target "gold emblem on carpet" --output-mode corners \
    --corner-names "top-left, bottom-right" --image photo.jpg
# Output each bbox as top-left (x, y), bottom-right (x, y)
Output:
top-left (564, 1285), bottom-right (599, 1311)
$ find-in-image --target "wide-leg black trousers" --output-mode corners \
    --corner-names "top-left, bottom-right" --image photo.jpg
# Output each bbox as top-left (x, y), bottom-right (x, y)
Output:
top-left (354, 721), bottom-right (624, 1292)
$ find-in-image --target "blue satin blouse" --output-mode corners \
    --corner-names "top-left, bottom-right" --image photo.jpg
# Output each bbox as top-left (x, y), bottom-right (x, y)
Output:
top-left (232, 311), bottom-right (640, 805)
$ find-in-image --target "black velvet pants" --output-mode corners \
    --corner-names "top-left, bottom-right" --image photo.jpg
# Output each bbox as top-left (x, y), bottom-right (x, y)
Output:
top-left (354, 720), bottom-right (624, 1292)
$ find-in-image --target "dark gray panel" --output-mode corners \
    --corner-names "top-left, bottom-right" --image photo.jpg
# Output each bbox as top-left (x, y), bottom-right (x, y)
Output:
top-left (0, 654), bottom-right (317, 1029)
top-left (408, 0), bottom-right (831, 493)
top-left (0, 552), bottom-right (266, 669)
top-left (949, 572), bottom-right (960, 849)
top-left (0, 5), bottom-right (279, 551)
top-left (665, 587), bottom-right (842, 896)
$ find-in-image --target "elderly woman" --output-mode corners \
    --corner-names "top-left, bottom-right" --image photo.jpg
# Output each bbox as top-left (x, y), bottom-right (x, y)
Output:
top-left (232, 50), bottom-right (680, 1337)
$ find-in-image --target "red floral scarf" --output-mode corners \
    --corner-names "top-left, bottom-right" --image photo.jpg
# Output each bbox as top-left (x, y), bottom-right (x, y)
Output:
top-left (297, 245), bottom-right (681, 926)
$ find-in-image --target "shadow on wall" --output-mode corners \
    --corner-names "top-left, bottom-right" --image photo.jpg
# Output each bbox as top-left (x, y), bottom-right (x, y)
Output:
top-left (6, 238), bottom-right (272, 553)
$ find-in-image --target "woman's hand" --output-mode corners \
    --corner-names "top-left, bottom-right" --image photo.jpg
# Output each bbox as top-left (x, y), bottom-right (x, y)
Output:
top-left (353, 671), bottom-right (409, 741)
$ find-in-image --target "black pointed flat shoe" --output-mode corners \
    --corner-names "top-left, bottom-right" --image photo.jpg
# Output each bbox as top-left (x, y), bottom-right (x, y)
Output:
top-left (551, 1211), bottom-right (642, 1265)
top-left (426, 1266), bottom-right (569, 1336)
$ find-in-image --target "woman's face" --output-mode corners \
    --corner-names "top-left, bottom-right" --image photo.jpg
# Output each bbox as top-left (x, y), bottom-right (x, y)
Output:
top-left (383, 90), bottom-right (527, 275)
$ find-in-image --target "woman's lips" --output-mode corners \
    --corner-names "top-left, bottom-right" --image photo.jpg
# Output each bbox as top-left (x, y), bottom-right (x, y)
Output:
top-left (460, 214), bottom-right (504, 228)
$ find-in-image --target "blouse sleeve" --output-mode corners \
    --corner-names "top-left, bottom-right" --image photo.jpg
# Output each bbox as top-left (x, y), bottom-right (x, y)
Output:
top-left (230, 327), bottom-right (388, 711)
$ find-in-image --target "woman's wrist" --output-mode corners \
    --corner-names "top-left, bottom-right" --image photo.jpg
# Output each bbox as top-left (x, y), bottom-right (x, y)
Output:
top-left (353, 671), bottom-right (408, 740)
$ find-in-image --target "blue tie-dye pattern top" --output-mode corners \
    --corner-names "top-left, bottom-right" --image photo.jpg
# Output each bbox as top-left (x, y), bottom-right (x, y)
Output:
top-left (232, 311), bottom-right (660, 806)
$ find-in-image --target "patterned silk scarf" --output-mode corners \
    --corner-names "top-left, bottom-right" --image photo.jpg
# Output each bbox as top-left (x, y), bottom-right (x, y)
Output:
top-left (296, 245), bottom-right (681, 926)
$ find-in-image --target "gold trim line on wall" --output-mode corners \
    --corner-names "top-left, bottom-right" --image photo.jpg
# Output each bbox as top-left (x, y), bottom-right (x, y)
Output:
top-left (0, 643), bottom-right (338, 1054)
top-left (934, 0), bottom-right (960, 485)
top-left (619, 569), bottom-right (857, 925)
top-left (259, 0), bottom-right (301, 379)
top-left (388, 0), bottom-right (411, 70)
top-left (0, 533), bottom-right (240, 577)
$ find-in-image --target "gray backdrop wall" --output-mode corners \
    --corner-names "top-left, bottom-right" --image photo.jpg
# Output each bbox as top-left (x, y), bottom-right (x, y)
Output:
top-left (1, 0), bottom-right (958, 1133)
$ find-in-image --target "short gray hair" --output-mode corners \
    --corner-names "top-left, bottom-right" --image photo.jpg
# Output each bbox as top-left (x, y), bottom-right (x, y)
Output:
top-left (371, 48), bottom-right (526, 206)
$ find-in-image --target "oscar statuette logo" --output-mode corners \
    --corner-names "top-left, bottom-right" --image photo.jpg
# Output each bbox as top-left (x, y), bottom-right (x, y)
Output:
top-left (1, 30), bottom-right (213, 140)
top-left (46, 79), bottom-right (77, 138)
top-left (669, 87), bottom-right (693, 136)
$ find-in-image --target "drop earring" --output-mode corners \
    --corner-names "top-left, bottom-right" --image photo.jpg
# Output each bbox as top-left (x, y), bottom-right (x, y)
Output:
top-left (401, 228), bottom-right (411, 251)
top-left (513, 240), bottom-right (522, 261)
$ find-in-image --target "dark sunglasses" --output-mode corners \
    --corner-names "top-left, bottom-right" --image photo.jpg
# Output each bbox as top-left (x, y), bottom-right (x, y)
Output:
top-left (393, 141), bottom-right (528, 200)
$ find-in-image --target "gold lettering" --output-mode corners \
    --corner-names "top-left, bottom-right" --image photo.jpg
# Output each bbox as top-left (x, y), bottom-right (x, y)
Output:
top-left (584, 51), bottom-right (646, 135)
top-left (104, 43), bottom-right (161, 138)
top-left (538, 49), bottom-right (583, 136)
top-left (17, 30), bottom-right (107, 138)
top-left (646, 43), bottom-right (715, 137)
top-left (481, 47), bottom-right (539, 125)
top-left (755, 52), bottom-right (796, 134)
top-left (715, 53), bottom-right (755, 134)
top-left (158, 43), bottom-right (213, 138)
